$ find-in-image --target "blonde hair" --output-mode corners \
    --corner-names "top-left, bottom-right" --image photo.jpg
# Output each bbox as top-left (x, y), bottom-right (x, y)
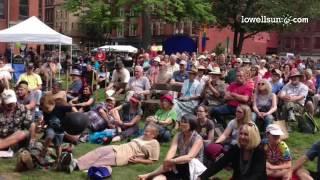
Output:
top-left (256, 79), bottom-right (272, 96)
top-left (237, 104), bottom-right (252, 127)
top-left (238, 123), bottom-right (261, 150)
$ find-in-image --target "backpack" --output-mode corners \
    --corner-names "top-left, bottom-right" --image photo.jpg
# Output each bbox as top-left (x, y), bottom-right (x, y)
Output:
top-left (297, 112), bottom-right (319, 134)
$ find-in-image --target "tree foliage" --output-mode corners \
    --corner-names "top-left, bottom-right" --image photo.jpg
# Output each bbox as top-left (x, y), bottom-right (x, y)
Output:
top-left (65, 0), bottom-right (215, 48)
top-left (213, 0), bottom-right (320, 55)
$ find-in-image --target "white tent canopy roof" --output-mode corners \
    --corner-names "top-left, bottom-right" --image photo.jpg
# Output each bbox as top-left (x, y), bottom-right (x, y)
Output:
top-left (0, 16), bottom-right (72, 45)
top-left (93, 45), bottom-right (138, 53)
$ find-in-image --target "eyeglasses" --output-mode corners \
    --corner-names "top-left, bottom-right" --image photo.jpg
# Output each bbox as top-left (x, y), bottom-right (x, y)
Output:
top-left (258, 83), bottom-right (265, 86)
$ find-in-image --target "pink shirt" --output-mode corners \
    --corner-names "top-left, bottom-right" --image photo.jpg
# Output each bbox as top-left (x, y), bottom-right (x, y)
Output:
top-left (227, 82), bottom-right (253, 107)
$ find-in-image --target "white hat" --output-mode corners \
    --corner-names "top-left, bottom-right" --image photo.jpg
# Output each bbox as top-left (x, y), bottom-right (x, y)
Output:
top-left (70, 69), bottom-right (81, 76)
top-left (211, 52), bottom-right (216, 57)
top-left (266, 124), bottom-right (284, 136)
top-left (1, 89), bottom-right (17, 104)
top-left (236, 58), bottom-right (243, 64)
top-left (179, 60), bottom-right (187, 65)
top-left (197, 55), bottom-right (206, 60)
top-left (154, 56), bottom-right (161, 63)
top-left (260, 59), bottom-right (266, 63)
top-left (243, 58), bottom-right (251, 63)
top-left (209, 67), bottom-right (221, 75)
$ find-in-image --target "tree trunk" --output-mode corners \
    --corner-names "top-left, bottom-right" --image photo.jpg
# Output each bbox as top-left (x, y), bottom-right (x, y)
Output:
top-left (233, 29), bottom-right (239, 56)
top-left (236, 31), bottom-right (245, 56)
top-left (141, 9), bottom-right (152, 50)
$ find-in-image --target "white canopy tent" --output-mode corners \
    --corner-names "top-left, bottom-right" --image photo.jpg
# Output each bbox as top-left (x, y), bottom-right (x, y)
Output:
top-left (92, 45), bottom-right (138, 53)
top-left (0, 16), bottom-right (73, 88)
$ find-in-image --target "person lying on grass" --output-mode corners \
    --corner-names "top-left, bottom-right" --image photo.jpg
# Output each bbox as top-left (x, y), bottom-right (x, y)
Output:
top-left (57, 123), bottom-right (160, 173)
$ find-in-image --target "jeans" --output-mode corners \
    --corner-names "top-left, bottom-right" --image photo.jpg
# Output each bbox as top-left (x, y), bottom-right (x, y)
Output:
top-left (252, 112), bottom-right (274, 131)
top-left (210, 104), bottom-right (236, 128)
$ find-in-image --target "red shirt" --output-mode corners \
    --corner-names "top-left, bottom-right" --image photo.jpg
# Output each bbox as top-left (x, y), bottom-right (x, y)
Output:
top-left (227, 82), bottom-right (253, 107)
top-left (95, 52), bottom-right (106, 62)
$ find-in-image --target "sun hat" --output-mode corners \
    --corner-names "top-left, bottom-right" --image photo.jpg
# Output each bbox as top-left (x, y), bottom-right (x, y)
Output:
top-left (179, 60), bottom-right (187, 65)
top-left (70, 69), bottom-right (81, 76)
top-left (266, 124), bottom-right (284, 136)
top-left (189, 67), bottom-right (198, 74)
top-left (272, 69), bottom-right (282, 76)
top-left (154, 56), bottom-right (161, 63)
top-left (236, 58), bottom-right (243, 64)
top-left (209, 67), bottom-right (221, 75)
top-left (2, 89), bottom-right (17, 104)
top-left (243, 58), bottom-right (251, 64)
top-left (197, 55), bottom-right (207, 60)
top-left (289, 69), bottom-right (303, 78)
top-left (160, 94), bottom-right (174, 105)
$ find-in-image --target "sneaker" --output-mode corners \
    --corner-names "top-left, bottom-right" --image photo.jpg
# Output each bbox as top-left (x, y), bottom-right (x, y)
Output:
top-left (60, 152), bottom-right (76, 173)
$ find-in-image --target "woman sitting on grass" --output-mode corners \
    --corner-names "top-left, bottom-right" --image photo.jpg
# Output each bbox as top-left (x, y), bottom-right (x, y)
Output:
top-left (205, 104), bottom-right (253, 161)
top-left (138, 114), bottom-right (204, 180)
top-left (200, 123), bottom-right (267, 180)
top-left (145, 94), bottom-right (177, 143)
top-left (264, 124), bottom-right (292, 180)
top-left (69, 85), bottom-right (95, 112)
top-left (58, 124), bottom-right (160, 172)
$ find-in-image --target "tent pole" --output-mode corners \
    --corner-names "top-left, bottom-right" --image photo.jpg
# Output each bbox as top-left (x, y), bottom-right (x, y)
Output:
top-left (58, 43), bottom-right (61, 80)
top-left (10, 44), bottom-right (13, 85)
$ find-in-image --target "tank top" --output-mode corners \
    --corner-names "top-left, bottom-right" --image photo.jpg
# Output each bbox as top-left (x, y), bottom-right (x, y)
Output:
top-left (177, 131), bottom-right (203, 162)
top-left (256, 94), bottom-right (272, 111)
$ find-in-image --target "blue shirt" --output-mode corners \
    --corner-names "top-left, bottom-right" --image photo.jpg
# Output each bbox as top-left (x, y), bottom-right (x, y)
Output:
top-left (270, 80), bottom-right (284, 94)
top-left (172, 71), bottom-right (189, 83)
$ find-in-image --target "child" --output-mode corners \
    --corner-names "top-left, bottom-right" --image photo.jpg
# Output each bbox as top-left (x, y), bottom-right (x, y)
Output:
top-left (39, 95), bottom-right (75, 165)
top-left (264, 124), bottom-right (292, 180)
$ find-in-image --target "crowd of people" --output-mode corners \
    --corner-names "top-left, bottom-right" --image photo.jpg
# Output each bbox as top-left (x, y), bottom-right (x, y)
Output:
top-left (0, 48), bottom-right (320, 180)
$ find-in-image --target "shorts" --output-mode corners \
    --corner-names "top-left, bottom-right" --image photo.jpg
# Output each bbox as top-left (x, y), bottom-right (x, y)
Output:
top-left (45, 128), bottom-right (64, 146)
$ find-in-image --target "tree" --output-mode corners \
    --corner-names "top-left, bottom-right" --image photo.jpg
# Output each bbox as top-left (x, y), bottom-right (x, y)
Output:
top-left (213, 0), bottom-right (320, 56)
top-left (65, 0), bottom-right (215, 49)
top-left (64, 0), bottom-right (123, 44)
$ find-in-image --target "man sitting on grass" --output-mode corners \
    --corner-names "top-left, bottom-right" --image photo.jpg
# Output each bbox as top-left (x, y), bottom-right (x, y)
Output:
top-left (0, 89), bottom-right (35, 150)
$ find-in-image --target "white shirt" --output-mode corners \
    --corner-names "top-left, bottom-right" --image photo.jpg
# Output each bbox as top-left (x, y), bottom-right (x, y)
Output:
top-left (111, 68), bottom-right (130, 83)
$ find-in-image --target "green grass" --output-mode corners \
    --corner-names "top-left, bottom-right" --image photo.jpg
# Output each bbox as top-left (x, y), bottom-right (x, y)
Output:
top-left (1, 79), bottom-right (320, 179)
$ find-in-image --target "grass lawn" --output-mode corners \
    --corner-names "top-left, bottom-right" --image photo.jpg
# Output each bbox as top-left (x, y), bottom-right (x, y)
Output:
top-left (1, 88), bottom-right (320, 179)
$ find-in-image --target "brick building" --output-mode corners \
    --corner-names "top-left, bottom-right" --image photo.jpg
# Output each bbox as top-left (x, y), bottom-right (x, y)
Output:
top-left (279, 20), bottom-right (320, 56)
top-left (0, 0), bottom-right (45, 53)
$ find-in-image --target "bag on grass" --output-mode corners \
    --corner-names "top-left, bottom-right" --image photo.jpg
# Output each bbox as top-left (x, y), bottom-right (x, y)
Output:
top-left (88, 166), bottom-right (111, 180)
top-left (297, 112), bottom-right (319, 134)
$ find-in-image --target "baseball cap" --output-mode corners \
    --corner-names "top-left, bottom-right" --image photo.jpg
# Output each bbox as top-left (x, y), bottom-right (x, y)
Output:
top-left (1, 89), bottom-right (17, 104)
top-left (266, 124), bottom-right (284, 136)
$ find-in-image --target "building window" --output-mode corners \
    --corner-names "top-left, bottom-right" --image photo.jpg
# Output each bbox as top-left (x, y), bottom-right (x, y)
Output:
top-left (303, 37), bottom-right (310, 48)
top-left (129, 23), bottom-right (137, 36)
top-left (119, 8), bottom-right (124, 17)
top-left (0, 0), bottom-right (4, 19)
top-left (117, 24), bottom-right (124, 37)
top-left (156, 22), bottom-right (161, 35)
top-left (19, 0), bottom-right (29, 20)
top-left (129, 9), bottom-right (134, 16)
top-left (285, 38), bottom-right (291, 49)
top-left (39, 0), bottom-right (42, 19)
top-left (314, 37), bottom-right (320, 49)
top-left (294, 37), bottom-right (301, 50)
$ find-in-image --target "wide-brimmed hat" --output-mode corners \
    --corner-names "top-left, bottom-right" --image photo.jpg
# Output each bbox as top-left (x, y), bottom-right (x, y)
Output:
top-left (179, 60), bottom-right (187, 65)
top-left (189, 67), bottom-right (198, 74)
top-left (197, 55), bottom-right (207, 60)
top-left (70, 69), bottom-right (81, 76)
top-left (272, 69), bottom-right (282, 76)
top-left (289, 69), bottom-right (303, 78)
top-left (197, 65), bottom-right (206, 70)
top-left (153, 56), bottom-right (161, 63)
top-left (160, 94), bottom-right (174, 105)
top-left (209, 67), bottom-right (221, 75)
top-left (243, 58), bottom-right (251, 64)
top-left (266, 124), bottom-right (284, 136)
